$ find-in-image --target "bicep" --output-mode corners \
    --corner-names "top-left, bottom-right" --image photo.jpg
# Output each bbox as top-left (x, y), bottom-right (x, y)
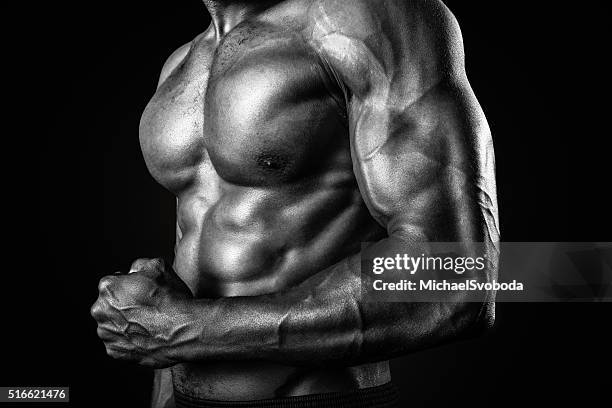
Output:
top-left (351, 78), bottom-right (497, 243)
top-left (310, 0), bottom-right (498, 242)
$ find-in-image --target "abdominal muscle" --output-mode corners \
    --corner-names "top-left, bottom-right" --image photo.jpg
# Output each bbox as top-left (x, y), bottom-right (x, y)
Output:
top-left (170, 176), bottom-right (389, 400)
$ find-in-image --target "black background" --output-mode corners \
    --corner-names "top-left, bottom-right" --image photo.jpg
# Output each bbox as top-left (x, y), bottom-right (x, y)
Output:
top-left (7, 0), bottom-right (609, 407)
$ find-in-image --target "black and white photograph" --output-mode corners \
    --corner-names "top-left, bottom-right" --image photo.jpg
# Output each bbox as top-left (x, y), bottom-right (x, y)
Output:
top-left (4, 0), bottom-right (609, 407)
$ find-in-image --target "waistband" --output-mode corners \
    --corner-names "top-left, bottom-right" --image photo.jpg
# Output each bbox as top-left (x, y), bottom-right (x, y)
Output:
top-left (173, 382), bottom-right (399, 408)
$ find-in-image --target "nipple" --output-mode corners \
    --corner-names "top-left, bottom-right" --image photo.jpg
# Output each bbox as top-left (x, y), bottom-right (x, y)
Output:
top-left (256, 153), bottom-right (287, 171)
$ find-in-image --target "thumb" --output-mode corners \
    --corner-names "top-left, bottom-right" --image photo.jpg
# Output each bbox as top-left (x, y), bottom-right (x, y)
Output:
top-left (129, 258), bottom-right (164, 275)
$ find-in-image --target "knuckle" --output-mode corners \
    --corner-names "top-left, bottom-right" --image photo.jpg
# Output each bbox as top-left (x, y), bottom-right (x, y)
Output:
top-left (96, 327), bottom-right (108, 339)
top-left (129, 258), bottom-right (147, 271)
top-left (98, 276), bottom-right (115, 292)
top-left (130, 258), bottom-right (166, 280)
top-left (105, 345), bottom-right (128, 359)
top-left (90, 302), bottom-right (102, 319)
top-left (150, 258), bottom-right (165, 268)
top-left (138, 258), bottom-right (164, 268)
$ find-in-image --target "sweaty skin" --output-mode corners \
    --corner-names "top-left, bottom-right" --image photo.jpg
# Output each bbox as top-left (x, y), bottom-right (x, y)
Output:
top-left (91, 0), bottom-right (499, 405)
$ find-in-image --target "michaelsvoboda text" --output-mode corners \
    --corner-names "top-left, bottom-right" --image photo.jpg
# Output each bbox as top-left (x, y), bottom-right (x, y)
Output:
top-left (372, 279), bottom-right (523, 291)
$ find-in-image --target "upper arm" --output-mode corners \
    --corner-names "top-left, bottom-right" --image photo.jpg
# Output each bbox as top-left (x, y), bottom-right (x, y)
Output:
top-left (308, 0), bottom-right (499, 244)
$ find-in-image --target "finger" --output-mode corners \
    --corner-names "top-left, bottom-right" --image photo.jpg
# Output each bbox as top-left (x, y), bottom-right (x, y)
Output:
top-left (97, 326), bottom-right (121, 341)
top-left (90, 299), bottom-right (110, 322)
top-left (105, 340), bottom-right (150, 358)
top-left (139, 357), bottom-right (168, 368)
top-left (98, 318), bottom-right (142, 341)
top-left (97, 274), bottom-right (142, 307)
top-left (90, 297), bottom-right (130, 331)
top-left (102, 309), bottom-right (131, 333)
top-left (90, 301), bottom-right (101, 321)
top-left (97, 275), bottom-right (136, 307)
top-left (96, 316), bottom-right (125, 333)
top-left (129, 258), bottom-right (150, 273)
top-left (95, 279), bottom-right (120, 306)
top-left (105, 345), bottom-right (138, 361)
top-left (129, 258), bottom-right (164, 274)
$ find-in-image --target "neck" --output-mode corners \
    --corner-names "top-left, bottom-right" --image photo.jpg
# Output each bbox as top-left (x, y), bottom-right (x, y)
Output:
top-left (202, 0), bottom-right (281, 39)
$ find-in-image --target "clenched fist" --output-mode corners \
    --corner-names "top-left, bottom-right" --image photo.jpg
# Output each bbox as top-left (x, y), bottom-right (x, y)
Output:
top-left (91, 258), bottom-right (194, 368)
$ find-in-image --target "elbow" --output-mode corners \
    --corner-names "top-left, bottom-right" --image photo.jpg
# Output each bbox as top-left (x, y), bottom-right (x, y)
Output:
top-left (459, 298), bottom-right (495, 339)
top-left (459, 263), bottom-right (497, 338)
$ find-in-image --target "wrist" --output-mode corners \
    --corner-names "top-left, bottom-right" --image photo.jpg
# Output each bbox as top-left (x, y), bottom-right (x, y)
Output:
top-left (170, 298), bottom-right (218, 362)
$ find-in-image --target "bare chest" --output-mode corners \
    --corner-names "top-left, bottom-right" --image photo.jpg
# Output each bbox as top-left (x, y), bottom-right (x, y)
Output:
top-left (139, 23), bottom-right (348, 194)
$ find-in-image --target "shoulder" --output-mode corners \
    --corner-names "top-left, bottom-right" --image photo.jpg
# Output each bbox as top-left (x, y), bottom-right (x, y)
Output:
top-left (306, 0), bottom-right (462, 48)
top-left (304, 0), bottom-right (466, 95)
top-left (156, 41), bottom-right (193, 88)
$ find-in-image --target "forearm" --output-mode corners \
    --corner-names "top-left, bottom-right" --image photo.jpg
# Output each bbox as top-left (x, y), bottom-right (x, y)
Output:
top-left (178, 236), bottom-right (496, 366)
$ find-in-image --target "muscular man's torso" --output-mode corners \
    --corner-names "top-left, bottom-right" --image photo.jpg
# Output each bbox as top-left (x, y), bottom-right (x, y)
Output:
top-left (139, 2), bottom-right (389, 400)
